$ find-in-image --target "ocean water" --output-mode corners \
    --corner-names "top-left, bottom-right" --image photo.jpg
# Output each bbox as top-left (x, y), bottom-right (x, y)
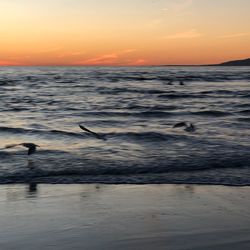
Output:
top-left (0, 66), bottom-right (249, 185)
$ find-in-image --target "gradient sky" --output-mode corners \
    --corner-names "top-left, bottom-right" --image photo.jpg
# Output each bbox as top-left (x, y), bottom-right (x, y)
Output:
top-left (0, 0), bottom-right (250, 66)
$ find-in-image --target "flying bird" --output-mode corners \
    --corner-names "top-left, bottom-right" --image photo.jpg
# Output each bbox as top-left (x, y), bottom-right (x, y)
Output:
top-left (173, 122), bottom-right (196, 132)
top-left (79, 124), bottom-right (106, 140)
top-left (5, 143), bottom-right (40, 155)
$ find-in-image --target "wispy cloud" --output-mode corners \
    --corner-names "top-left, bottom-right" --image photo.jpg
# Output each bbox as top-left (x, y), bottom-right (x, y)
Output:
top-left (163, 29), bottom-right (202, 39)
top-left (121, 49), bottom-right (137, 54)
top-left (74, 49), bottom-right (137, 65)
top-left (126, 59), bottom-right (147, 66)
top-left (78, 53), bottom-right (118, 65)
top-left (156, 0), bottom-right (194, 29)
top-left (57, 51), bottom-right (86, 58)
top-left (219, 33), bottom-right (249, 39)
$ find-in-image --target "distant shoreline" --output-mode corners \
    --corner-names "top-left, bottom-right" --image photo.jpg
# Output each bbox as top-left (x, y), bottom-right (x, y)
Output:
top-left (162, 58), bottom-right (250, 67)
top-left (0, 64), bottom-right (250, 67)
top-left (0, 58), bottom-right (249, 67)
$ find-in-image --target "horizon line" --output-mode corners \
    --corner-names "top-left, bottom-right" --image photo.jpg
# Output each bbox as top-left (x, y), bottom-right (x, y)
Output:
top-left (0, 64), bottom-right (245, 67)
top-left (0, 57), bottom-right (249, 67)
top-left (0, 58), bottom-right (250, 67)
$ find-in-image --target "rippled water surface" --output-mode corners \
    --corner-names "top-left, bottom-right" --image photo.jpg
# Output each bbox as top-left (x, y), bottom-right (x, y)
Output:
top-left (0, 66), bottom-right (250, 185)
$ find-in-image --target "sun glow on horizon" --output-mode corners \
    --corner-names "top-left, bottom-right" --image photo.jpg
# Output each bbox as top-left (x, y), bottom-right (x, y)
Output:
top-left (0, 0), bottom-right (250, 66)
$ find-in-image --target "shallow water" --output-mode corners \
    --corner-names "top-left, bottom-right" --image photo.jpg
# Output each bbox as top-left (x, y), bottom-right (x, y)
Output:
top-left (0, 66), bottom-right (249, 185)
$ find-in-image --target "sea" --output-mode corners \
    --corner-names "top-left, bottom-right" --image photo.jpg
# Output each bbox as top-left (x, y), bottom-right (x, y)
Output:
top-left (0, 66), bottom-right (249, 185)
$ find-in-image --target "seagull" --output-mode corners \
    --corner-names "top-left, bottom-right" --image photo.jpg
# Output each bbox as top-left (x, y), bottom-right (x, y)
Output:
top-left (5, 143), bottom-right (40, 155)
top-left (173, 122), bottom-right (196, 132)
top-left (79, 124), bottom-right (106, 140)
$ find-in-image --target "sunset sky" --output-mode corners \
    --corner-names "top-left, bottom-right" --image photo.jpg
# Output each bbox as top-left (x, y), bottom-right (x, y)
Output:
top-left (0, 0), bottom-right (250, 66)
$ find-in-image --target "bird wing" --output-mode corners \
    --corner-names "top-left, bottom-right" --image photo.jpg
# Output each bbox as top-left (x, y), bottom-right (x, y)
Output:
top-left (4, 143), bottom-right (38, 155)
top-left (5, 143), bottom-right (21, 149)
top-left (79, 124), bottom-right (106, 140)
top-left (173, 122), bottom-right (187, 128)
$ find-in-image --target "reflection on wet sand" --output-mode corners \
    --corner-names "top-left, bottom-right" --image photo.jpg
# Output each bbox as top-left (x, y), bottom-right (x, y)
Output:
top-left (4, 183), bottom-right (39, 201)
top-left (1, 184), bottom-right (249, 250)
top-left (26, 183), bottom-right (38, 198)
top-left (4, 183), bottom-right (105, 202)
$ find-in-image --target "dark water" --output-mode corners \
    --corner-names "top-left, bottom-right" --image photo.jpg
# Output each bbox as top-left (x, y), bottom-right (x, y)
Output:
top-left (0, 66), bottom-right (250, 185)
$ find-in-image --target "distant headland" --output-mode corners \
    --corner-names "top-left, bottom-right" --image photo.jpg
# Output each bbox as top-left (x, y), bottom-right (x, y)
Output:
top-left (161, 58), bottom-right (250, 67)
top-left (216, 58), bottom-right (250, 66)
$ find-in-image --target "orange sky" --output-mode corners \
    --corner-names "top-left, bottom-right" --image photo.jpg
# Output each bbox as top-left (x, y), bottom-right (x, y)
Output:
top-left (0, 0), bottom-right (250, 66)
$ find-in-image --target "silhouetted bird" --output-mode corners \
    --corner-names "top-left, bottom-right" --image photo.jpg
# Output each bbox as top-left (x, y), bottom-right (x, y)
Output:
top-left (173, 122), bottom-right (196, 132)
top-left (79, 125), bottom-right (106, 140)
top-left (5, 143), bottom-right (40, 155)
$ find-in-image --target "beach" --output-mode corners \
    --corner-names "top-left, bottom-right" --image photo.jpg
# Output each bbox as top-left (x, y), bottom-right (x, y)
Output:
top-left (0, 184), bottom-right (249, 250)
top-left (1, 66), bottom-right (250, 249)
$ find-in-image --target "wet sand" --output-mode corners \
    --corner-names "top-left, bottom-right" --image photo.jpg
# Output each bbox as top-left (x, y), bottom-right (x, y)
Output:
top-left (0, 184), bottom-right (249, 250)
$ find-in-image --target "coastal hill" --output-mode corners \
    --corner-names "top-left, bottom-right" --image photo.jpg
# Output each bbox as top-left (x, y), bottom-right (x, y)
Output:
top-left (218, 58), bottom-right (250, 66)
top-left (162, 58), bottom-right (250, 66)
